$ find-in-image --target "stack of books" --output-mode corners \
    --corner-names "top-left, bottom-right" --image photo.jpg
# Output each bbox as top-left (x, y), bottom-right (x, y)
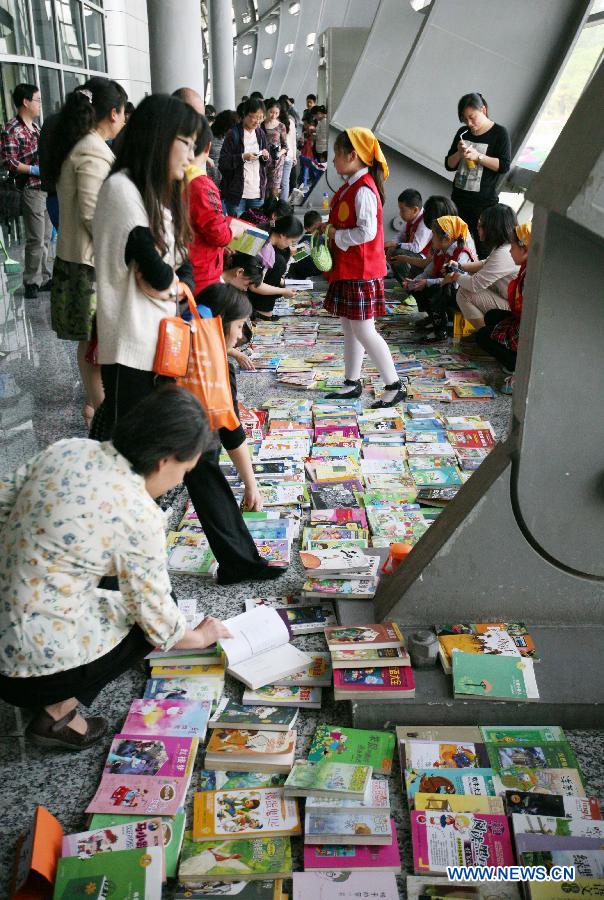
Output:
top-left (324, 622), bottom-right (414, 701)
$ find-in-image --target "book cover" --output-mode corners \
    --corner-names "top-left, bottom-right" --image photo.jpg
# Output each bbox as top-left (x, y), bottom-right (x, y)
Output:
top-left (414, 793), bottom-right (504, 814)
top-left (209, 699), bottom-right (297, 732)
top-left (452, 653), bottom-right (540, 700)
top-left (439, 629), bottom-right (530, 673)
top-left (192, 788), bottom-right (301, 840)
top-left (178, 832), bottom-right (292, 883)
top-left (411, 810), bottom-right (514, 873)
top-left (88, 813), bottom-right (185, 880)
top-left (242, 685), bottom-right (322, 708)
top-left (199, 771), bottom-right (287, 792)
top-left (205, 729), bottom-right (296, 758)
top-left (511, 813), bottom-right (604, 839)
top-left (302, 577), bottom-right (378, 599)
top-left (333, 666), bottom-right (415, 696)
top-left (276, 605), bottom-right (337, 633)
top-left (168, 544), bottom-right (217, 576)
top-left (436, 622), bottom-right (538, 660)
top-left (332, 646), bottom-right (411, 668)
top-left (405, 768), bottom-right (499, 800)
top-left (528, 883), bottom-right (604, 900)
top-left (324, 623), bottom-right (404, 650)
top-left (143, 679), bottom-right (221, 707)
top-left (284, 760), bottom-right (371, 799)
top-left (521, 849), bottom-right (604, 877)
top-left (309, 480), bottom-right (364, 509)
top-left (452, 384), bottom-right (496, 399)
top-left (495, 768), bottom-right (585, 796)
top-left (303, 819), bottom-right (401, 871)
top-left (412, 467), bottom-right (463, 487)
top-left (122, 699), bottom-right (211, 739)
top-left (305, 810), bottom-right (392, 844)
top-left (293, 872), bottom-right (399, 900)
top-left (486, 741), bottom-right (578, 772)
top-left (299, 546), bottom-right (373, 575)
top-left (150, 663), bottom-right (224, 679)
top-left (228, 220), bottom-right (269, 256)
top-left (515, 833), bottom-right (604, 872)
top-left (53, 846), bottom-right (163, 899)
top-left (101, 734), bottom-right (197, 778)
top-left (504, 790), bottom-right (601, 819)
top-left (86, 774), bottom-right (190, 817)
top-left (481, 726), bottom-right (565, 744)
top-left (306, 777), bottom-right (390, 813)
top-left (11, 805), bottom-right (63, 899)
top-left (272, 652), bottom-right (332, 686)
top-left (447, 428), bottom-right (496, 449)
top-left (405, 740), bottom-right (490, 769)
top-left (308, 725), bottom-right (395, 776)
top-left (406, 876), bottom-right (521, 900)
top-left (309, 507), bottom-right (368, 527)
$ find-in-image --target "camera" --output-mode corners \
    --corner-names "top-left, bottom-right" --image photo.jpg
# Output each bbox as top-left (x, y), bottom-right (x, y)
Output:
top-left (444, 261), bottom-right (463, 274)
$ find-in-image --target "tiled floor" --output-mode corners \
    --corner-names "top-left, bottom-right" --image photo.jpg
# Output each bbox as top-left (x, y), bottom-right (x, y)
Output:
top-left (0, 269), bottom-right (602, 897)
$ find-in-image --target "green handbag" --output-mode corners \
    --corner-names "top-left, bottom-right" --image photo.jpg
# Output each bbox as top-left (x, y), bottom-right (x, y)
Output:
top-left (310, 229), bottom-right (333, 272)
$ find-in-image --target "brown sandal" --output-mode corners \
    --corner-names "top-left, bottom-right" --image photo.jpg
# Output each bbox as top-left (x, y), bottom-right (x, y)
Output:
top-left (26, 708), bottom-right (108, 750)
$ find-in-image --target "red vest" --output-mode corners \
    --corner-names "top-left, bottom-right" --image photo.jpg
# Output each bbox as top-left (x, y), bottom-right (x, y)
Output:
top-left (328, 172), bottom-right (386, 282)
top-left (432, 242), bottom-right (474, 277)
top-left (405, 211), bottom-right (431, 256)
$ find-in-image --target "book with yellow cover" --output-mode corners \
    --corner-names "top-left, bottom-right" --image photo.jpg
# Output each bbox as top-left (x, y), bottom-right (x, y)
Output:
top-left (413, 793), bottom-right (505, 814)
top-left (150, 662), bottom-right (225, 679)
top-left (205, 728), bottom-right (297, 774)
top-left (192, 787), bottom-right (301, 840)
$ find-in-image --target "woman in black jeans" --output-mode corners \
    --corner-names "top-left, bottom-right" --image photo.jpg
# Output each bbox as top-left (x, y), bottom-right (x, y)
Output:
top-left (445, 92), bottom-right (511, 256)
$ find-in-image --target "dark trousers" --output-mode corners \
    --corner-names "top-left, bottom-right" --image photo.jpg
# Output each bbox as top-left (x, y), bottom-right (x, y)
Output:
top-left (0, 623), bottom-right (151, 708)
top-left (475, 309), bottom-right (517, 371)
top-left (454, 198), bottom-right (496, 258)
top-left (94, 364), bottom-right (262, 577)
top-left (288, 255), bottom-right (321, 280)
top-left (250, 251), bottom-right (288, 315)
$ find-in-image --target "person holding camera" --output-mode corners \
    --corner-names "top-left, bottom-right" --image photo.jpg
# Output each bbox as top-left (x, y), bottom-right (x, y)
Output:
top-left (218, 98), bottom-right (269, 217)
top-left (263, 98), bottom-right (288, 200)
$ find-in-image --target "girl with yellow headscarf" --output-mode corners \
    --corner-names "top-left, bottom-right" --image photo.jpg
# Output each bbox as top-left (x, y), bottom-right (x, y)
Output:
top-left (322, 128), bottom-right (405, 407)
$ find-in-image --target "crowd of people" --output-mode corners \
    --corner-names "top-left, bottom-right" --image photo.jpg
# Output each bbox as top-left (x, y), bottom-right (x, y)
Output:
top-left (0, 79), bottom-right (531, 749)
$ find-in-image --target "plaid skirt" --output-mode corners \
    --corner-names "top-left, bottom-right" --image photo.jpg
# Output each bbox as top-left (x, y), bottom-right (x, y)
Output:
top-left (324, 278), bottom-right (386, 320)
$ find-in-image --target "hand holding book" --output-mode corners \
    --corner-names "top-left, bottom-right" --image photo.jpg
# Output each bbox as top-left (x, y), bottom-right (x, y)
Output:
top-left (172, 615), bottom-right (233, 651)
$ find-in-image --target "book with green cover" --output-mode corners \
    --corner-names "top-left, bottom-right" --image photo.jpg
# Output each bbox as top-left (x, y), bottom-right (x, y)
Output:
top-left (198, 770), bottom-right (287, 792)
top-left (88, 812), bottom-right (185, 880)
top-left (480, 726), bottom-right (566, 744)
top-left (495, 767), bottom-right (585, 796)
top-left (485, 741), bottom-right (579, 772)
top-left (178, 833), bottom-right (291, 883)
top-left (53, 846), bottom-right (163, 899)
top-left (283, 760), bottom-right (371, 799)
top-left (452, 652), bottom-right (540, 701)
top-left (307, 724), bottom-right (395, 775)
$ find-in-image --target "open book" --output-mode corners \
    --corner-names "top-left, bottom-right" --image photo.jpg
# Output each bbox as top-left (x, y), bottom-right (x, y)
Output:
top-left (220, 607), bottom-right (312, 690)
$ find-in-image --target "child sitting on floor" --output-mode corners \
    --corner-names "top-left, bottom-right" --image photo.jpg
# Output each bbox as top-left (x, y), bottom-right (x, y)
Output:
top-left (385, 189), bottom-right (432, 287)
top-left (288, 209), bottom-right (323, 280)
top-left (389, 195), bottom-right (458, 277)
top-left (249, 213), bottom-right (304, 320)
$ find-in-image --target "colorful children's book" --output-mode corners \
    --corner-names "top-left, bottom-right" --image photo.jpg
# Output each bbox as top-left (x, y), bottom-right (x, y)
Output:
top-left (452, 384), bottom-right (496, 399)
top-left (305, 777), bottom-right (390, 813)
top-left (486, 741), bottom-right (578, 772)
top-left (404, 740), bottom-right (490, 769)
top-left (405, 768), bottom-right (499, 800)
top-left (452, 652), bottom-right (540, 701)
top-left (481, 725), bottom-right (565, 744)
top-left (208, 698), bottom-right (298, 732)
top-left (53, 846), bottom-right (163, 899)
top-left (303, 819), bottom-right (401, 872)
top-left (269, 604), bottom-right (337, 634)
top-left (204, 729), bottom-right (297, 774)
top-left (495, 768), bottom-right (585, 796)
top-left (122, 699), bottom-right (211, 739)
top-left (293, 872), bottom-right (399, 900)
top-left (143, 678), bottom-right (222, 708)
top-left (268, 652), bottom-right (332, 687)
top-left (283, 760), bottom-right (371, 800)
top-left (228, 220), bottom-right (269, 255)
top-left (302, 576), bottom-right (378, 600)
top-left (414, 793), bottom-right (504, 814)
top-left (88, 812), bottom-right (185, 880)
top-left (167, 543), bottom-right (218, 577)
top-left (308, 725), bottom-right (395, 776)
top-left (331, 646), bottom-right (411, 668)
top-left (11, 806), bottom-right (63, 900)
top-left (299, 546), bottom-right (375, 577)
top-left (198, 770), bottom-right (287, 792)
top-left (437, 622), bottom-right (538, 668)
top-left (411, 810), bottom-right (514, 873)
top-left (149, 663), bottom-right (224, 680)
top-left (242, 685), bottom-right (322, 709)
top-left (305, 810), bottom-right (392, 845)
top-left (333, 666), bottom-right (415, 700)
top-left (504, 791), bottom-right (601, 819)
top-left (324, 622), bottom-right (405, 650)
top-left (178, 833), bottom-right (292, 884)
top-left (511, 813), bottom-right (604, 839)
top-left (61, 819), bottom-right (164, 878)
top-left (438, 628), bottom-right (538, 674)
top-left (192, 787), bottom-right (301, 840)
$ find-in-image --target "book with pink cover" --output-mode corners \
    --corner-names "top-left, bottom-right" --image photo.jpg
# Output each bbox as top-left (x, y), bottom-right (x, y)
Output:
top-left (410, 811), bottom-right (514, 874)
top-left (303, 818), bottom-right (400, 872)
top-left (122, 699), bottom-right (212, 739)
top-left (86, 774), bottom-right (189, 816)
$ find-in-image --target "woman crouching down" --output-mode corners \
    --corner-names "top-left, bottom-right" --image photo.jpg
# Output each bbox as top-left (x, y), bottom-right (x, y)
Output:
top-left (0, 387), bottom-right (231, 750)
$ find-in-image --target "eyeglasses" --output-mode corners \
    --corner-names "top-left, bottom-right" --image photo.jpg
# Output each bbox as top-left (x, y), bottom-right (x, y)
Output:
top-left (176, 137), bottom-right (196, 153)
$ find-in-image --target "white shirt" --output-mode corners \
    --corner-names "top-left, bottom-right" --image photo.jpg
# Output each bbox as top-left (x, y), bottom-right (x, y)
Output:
top-left (396, 208), bottom-right (432, 255)
top-left (285, 117), bottom-right (297, 161)
top-left (242, 128), bottom-right (261, 199)
top-left (333, 167), bottom-right (378, 252)
top-left (457, 243), bottom-right (519, 297)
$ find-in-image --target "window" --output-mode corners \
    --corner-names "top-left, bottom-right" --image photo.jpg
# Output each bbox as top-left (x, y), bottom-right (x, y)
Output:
top-left (0, 0), bottom-right (33, 56)
top-left (55, 0), bottom-right (85, 67)
top-left (0, 61), bottom-right (35, 123)
top-left (83, 5), bottom-right (106, 72)
top-left (284, 42), bottom-right (294, 55)
top-left (306, 31), bottom-right (316, 48)
top-left (242, 43), bottom-right (252, 55)
top-left (31, 0), bottom-right (58, 61)
top-left (517, 18), bottom-right (604, 171)
top-left (62, 69), bottom-right (85, 94)
top-left (264, 21), bottom-right (277, 34)
top-left (262, 57), bottom-right (272, 70)
top-left (38, 64), bottom-right (61, 116)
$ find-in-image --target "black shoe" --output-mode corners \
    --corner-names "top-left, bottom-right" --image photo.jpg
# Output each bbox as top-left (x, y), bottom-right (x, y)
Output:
top-left (325, 379), bottom-right (362, 400)
top-left (216, 563), bottom-right (286, 585)
top-left (39, 278), bottom-right (53, 292)
top-left (23, 283), bottom-right (38, 299)
top-left (422, 330), bottom-right (448, 343)
top-left (371, 380), bottom-right (407, 409)
top-left (414, 316), bottom-right (433, 331)
top-left (26, 708), bottom-right (108, 751)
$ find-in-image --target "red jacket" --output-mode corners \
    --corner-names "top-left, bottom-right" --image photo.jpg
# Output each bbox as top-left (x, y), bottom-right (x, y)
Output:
top-left (187, 168), bottom-right (233, 293)
top-left (328, 171), bottom-right (386, 282)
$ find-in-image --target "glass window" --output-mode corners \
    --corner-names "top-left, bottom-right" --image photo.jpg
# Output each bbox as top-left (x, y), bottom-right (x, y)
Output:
top-left (517, 20), bottom-right (604, 171)
top-left (62, 69), bottom-right (85, 94)
top-left (31, 0), bottom-right (58, 61)
top-left (82, 6), bottom-right (106, 72)
top-left (0, 0), bottom-right (33, 56)
top-left (38, 65), bottom-right (62, 117)
top-left (0, 61), bottom-right (35, 124)
top-left (55, 0), bottom-right (85, 68)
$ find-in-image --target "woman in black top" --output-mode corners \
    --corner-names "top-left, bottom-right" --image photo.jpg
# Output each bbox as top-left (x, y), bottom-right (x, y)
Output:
top-left (445, 92), bottom-right (511, 255)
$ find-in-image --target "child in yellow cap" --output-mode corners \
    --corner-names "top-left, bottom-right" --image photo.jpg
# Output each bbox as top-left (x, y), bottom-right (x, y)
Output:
top-left (321, 127), bottom-right (405, 407)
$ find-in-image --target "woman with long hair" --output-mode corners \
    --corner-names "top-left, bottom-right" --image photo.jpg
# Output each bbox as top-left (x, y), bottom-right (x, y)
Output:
top-left (48, 77), bottom-right (127, 429)
top-left (263, 98), bottom-right (287, 199)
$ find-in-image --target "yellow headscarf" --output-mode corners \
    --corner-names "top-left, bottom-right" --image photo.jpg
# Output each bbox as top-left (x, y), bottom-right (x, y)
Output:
top-left (346, 127), bottom-right (389, 180)
top-left (515, 222), bottom-right (532, 246)
top-left (436, 215), bottom-right (469, 243)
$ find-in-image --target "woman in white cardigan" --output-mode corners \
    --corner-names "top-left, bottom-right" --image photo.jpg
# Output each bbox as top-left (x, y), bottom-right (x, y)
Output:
top-left (443, 203), bottom-right (519, 330)
top-left (49, 78), bottom-right (128, 429)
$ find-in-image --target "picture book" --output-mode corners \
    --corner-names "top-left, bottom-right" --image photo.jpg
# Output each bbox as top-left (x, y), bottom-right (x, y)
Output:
top-left (143, 678), bottom-right (222, 708)
top-left (481, 725), bottom-right (565, 744)
top-left (504, 791), bottom-right (602, 819)
top-left (309, 507), bottom-right (368, 526)
top-left (515, 834), bottom-right (604, 875)
top-left (269, 604), bottom-right (337, 634)
top-left (271, 652), bottom-right (332, 686)
top-left (494, 768), bottom-right (585, 796)
top-left (283, 760), bottom-right (371, 800)
top-left (411, 467), bottom-right (463, 487)
top-left (228, 220), bottom-right (269, 256)
top-left (411, 810), bottom-right (514, 873)
top-left (333, 665), bottom-right (415, 700)
top-left (242, 685), bottom-right (322, 709)
top-left (299, 546), bottom-right (375, 577)
top-left (100, 734), bottom-right (197, 779)
top-left (324, 622), bottom-right (405, 651)
top-left (86, 774), bottom-right (191, 818)
top-left (486, 741), bottom-right (579, 772)
top-left (53, 846), bottom-right (163, 899)
top-left (305, 777), bottom-right (390, 813)
top-left (88, 812), bottom-right (185, 880)
top-left (192, 787), bottom-right (301, 840)
top-left (302, 576), bottom-right (378, 600)
top-left (405, 768), bottom-right (499, 800)
top-left (61, 819), bottom-right (164, 875)
top-left (11, 805), bottom-right (63, 900)
top-left (404, 740), bottom-right (490, 769)
top-left (293, 872), bottom-right (399, 900)
top-left (219, 606), bottom-right (311, 690)
top-left (436, 622), bottom-right (538, 663)
top-left (305, 810), bottom-right (392, 845)
top-left (178, 833), bottom-right (292, 884)
top-left (447, 428), bottom-right (496, 449)
top-left (167, 543), bottom-right (218, 577)
top-left (122, 699), bottom-right (211, 739)
top-left (452, 384), bottom-right (496, 399)
top-left (439, 629), bottom-right (534, 674)
top-left (198, 770), bottom-right (287, 792)
top-left (414, 793), bottom-right (504, 814)
top-left (303, 819), bottom-right (401, 872)
top-left (452, 652), bottom-right (540, 701)
top-left (149, 663), bottom-right (224, 680)
top-left (204, 729), bottom-right (297, 774)
top-left (511, 813), bottom-right (604, 839)
top-left (309, 480), bottom-right (364, 509)
top-left (308, 725), bottom-right (395, 776)
top-left (332, 646), bottom-right (411, 668)
top-left (208, 698), bottom-right (298, 732)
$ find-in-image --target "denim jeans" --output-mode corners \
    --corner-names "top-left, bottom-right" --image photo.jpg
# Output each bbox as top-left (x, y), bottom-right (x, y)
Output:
top-left (280, 158), bottom-right (294, 201)
top-left (225, 197), bottom-right (264, 217)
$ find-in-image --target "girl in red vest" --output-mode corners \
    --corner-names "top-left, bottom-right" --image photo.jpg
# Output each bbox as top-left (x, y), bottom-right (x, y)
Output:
top-left (323, 128), bottom-right (405, 407)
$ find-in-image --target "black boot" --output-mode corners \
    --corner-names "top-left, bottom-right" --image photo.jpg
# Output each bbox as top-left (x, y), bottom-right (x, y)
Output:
top-left (370, 380), bottom-right (407, 409)
top-left (325, 379), bottom-right (362, 400)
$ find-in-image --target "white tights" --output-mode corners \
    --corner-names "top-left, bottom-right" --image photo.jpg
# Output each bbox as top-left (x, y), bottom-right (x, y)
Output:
top-left (342, 317), bottom-right (398, 385)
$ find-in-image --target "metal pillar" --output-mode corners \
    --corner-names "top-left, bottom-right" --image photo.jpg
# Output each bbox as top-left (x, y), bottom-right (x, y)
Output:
top-left (146, 0), bottom-right (204, 97)
top-left (207, 0), bottom-right (235, 111)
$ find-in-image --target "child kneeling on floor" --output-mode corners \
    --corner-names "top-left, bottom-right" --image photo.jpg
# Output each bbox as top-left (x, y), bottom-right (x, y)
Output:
top-left (322, 127), bottom-right (405, 408)
top-left (249, 213), bottom-right (304, 320)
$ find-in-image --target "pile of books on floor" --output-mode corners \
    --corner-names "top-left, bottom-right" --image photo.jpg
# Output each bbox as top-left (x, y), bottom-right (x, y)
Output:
top-left (325, 621), bottom-right (415, 701)
top-left (433, 620), bottom-right (541, 701)
top-left (399, 724), bottom-right (603, 896)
